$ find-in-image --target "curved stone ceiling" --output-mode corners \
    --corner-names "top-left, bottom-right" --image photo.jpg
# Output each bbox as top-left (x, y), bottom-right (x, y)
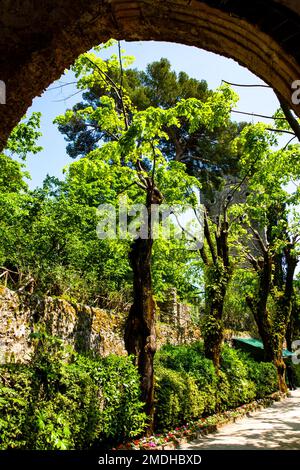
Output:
top-left (1, 0), bottom-right (300, 149)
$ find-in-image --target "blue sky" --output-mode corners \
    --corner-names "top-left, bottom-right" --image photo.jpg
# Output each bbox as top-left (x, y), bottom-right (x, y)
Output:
top-left (25, 40), bottom-right (285, 188)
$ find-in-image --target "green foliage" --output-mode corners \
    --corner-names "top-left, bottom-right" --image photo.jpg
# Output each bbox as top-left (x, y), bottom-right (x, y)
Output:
top-left (0, 365), bottom-right (33, 449)
top-left (154, 342), bottom-right (278, 430)
top-left (155, 341), bottom-right (217, 390)
top-left (220, 344), bottom-right (256, 408)
top-left (5, 112), bottom-right (43, 160)
top-left (223, 269), bottom-right (257, 334)
top-left (1, 44), bottom-right (298, 443)
top-left (78, 354), bottom-right (147, 442)
top-left (154, 366), bottom-right (207, 430)
top-left (243, 355), bottom-right (279, 398)
top-left (0, 335), bottom-right (147, 449)
top-left (0, 154), bottom-right (28, 193)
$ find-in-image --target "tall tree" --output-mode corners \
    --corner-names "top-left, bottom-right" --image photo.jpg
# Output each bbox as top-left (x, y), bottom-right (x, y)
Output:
top-left (56, 53), bottom-right (245, 196)
top-left (231, 126), bottom-right (300, 391)
top-left (54, 45), bottom-right (238, 424)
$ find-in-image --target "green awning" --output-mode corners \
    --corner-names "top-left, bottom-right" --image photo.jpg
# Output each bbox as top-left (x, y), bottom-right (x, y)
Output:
top-left (233, 337), bottom-right (294, 358)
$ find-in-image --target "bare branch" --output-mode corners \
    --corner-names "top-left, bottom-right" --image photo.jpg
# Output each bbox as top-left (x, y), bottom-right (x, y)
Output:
top-left (222, 80), bottom-right (270, 89)
top-left (224, 152), bottom-right (262, 210)
top-left (46, 81), bottom-right (78, 92)
top-left (52, 89), bottom-right (83, 102)
top-left (85, 56), bottom-right (121, 97)
top-left (249, 225), bottom-right (268, 254)
top-left (231, 109), bottom-right (287, 121)
top-left (150, 142), bottom-right (158, 188)
top-left (281, 136), bottom-right (297, 151)
top-left (266, 127), bottom-right (295, 136)
top-left (172, 211), bottom-right (201, 247)
top-left (135, 181), bottom-right (148, 191)
top-left (116, 181), bottom-right (146, 195)
top-left (246, 253), bottom-right (260, 272)
top-left (86, 124), bottom-right (119, 142)
top-left (135, 158), bottom-right (149, 188)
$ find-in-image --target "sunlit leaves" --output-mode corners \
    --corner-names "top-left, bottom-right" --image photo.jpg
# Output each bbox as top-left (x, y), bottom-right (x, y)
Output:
top-left (5, 112), bottom-right (43, 160)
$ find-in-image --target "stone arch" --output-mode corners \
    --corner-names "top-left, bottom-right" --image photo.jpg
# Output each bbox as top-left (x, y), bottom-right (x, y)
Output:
top-left (1, 0), bottom-right (300, 148)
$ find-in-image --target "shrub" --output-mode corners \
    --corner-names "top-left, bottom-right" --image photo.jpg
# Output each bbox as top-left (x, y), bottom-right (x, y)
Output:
top-left (83, 354), bottom-right (148, 443)
top-left (243, 357), bottom-right (278, 398)
top-left (156, 343), bottom-right (218, 416)
top-left (220, 345), bottom-right (256, 409)
top-left (154, 366), bottom-right (207, 431)
top-left (0, 335), bottom-right (147, 450)
top-left (154, 341), bottom-right (279, 430)
top-left (0, 365), bottom-right (32, 449)
top-left (156, 343), bottom-right (217, 388)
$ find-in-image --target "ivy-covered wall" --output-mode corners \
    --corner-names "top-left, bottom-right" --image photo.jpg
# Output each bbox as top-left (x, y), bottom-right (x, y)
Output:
top-left (0, 286), bottom-right (200, 363)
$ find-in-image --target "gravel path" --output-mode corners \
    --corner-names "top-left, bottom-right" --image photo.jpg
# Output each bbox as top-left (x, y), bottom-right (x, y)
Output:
top-left (181, 389), bottom-right (300, 450)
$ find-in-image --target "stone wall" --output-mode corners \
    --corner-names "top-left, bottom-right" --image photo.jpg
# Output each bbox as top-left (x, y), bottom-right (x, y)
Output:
top-left (0, 285), bottom-right (200, 363)
top-left (158, 288), bottom-right (192, 329)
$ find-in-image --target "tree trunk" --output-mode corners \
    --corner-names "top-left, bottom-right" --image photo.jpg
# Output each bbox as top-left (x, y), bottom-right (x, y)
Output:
top-left (247, 298), bottom-right (288, 393)
top-left (272, 249), bottom-right (297, 392)
top-left (203, 263), bottom-right (229, 369)
top-left (124, 188), bottom-right (162, 432)
top-left (203, 304), bottom-right (224, 369)
top-left (246, 250), bottom-right (288, 391)
top-left (286, 296), bottom-right (299, 352)
top-left (283, 250), bottom-right (298, 352)
top-left (124, 236), bottom-right (156, 429)
top-left (262, 332), bottom-right (287, 393)
top-left (286, 318), bottom-right (293, 353)
top-left (275, 356), bottom-right (287, 393)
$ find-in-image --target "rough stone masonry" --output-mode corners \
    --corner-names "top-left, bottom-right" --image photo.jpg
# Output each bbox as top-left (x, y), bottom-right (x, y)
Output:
top-left (0, 285), bottom-right (200, 363)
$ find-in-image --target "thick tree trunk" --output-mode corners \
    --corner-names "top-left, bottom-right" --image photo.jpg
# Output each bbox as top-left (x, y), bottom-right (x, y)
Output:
top-left (203, 264), bottom-right (229, 369)
top-left (202, 210), bottom-right (231, 369)
top-left (284, 251), bottom-right (298, 352)
top-left (286, 296), bottom-right (299, 352)
top-left (246, 250), bottom-right (288, 391)
top-left (124, 188), bottom-right (162, 432)
top-left (247, 299), bottom-right (288, 393)
top-left (203, 304), bottom-right (224, 370)
top-left (275, 356), bottom-right (287, 393)
top-left (273, 250), bottom-right (297, 392)
top-left (262, 333), bottom-right (287, 393)
top-left (124, 236), bottom-right (157, 428)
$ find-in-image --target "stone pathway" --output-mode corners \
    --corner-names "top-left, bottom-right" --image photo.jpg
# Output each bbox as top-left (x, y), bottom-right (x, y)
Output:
top-left (181, 389), bottom-right (300, 450)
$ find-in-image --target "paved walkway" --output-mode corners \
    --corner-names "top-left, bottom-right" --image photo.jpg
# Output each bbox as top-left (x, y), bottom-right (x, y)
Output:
top-left (181, 389), bottom-right (300, 450)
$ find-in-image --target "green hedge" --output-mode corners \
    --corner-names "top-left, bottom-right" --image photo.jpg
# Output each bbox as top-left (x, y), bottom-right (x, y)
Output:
top-left (0, 335), bottom-right (147, 450)
top-left (154, 366), bottom-right (209, 430)
top-left (154, 342), bottom-right (278, 431)
top-left (0, 338), bottom-right (280, 447)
